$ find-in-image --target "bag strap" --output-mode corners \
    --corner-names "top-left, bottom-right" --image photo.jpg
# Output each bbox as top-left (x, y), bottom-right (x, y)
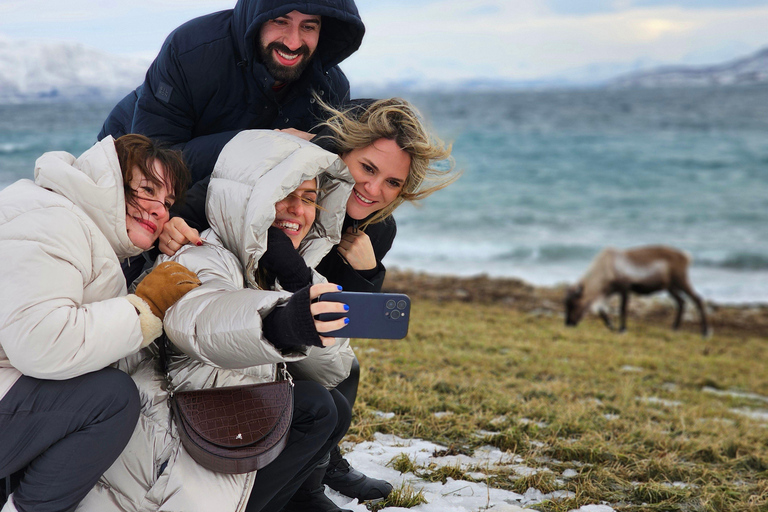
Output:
top-left (156, 335), bottom-right (293, 397)
top-left (157, 334), bottom-right (175, 397)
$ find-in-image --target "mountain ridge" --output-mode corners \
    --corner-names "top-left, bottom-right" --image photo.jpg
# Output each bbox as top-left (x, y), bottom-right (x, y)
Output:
top-left (0, 38), bottom-right (766, 102)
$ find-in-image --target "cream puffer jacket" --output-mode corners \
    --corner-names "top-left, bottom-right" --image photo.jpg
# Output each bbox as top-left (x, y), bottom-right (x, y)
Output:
top-left (0, 137), bottom-right (152, 402)
top-left (79, 130), bottom-right (356, 512)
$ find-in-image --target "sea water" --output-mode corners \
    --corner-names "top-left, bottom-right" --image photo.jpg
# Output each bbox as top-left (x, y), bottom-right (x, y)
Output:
top-left (1, 86), bottom-right (766, 304)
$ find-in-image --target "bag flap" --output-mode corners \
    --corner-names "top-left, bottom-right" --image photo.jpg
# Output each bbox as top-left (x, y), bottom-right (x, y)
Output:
top-left (174, 381), bottom-right (292, 448)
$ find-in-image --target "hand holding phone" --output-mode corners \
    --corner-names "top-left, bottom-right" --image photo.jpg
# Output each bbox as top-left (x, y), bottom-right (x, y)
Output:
top-left (309, 283), bottom-right (348, 346)
top-left (316, 291), bottom-right (410, 339)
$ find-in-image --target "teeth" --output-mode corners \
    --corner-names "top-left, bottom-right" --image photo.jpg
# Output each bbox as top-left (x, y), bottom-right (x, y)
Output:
top-left (274, 220), bottom-right (300, 231)
top-left (354, 189), bottom-right (373, 204)
top-left (276, 50), bottom-right (299, 61)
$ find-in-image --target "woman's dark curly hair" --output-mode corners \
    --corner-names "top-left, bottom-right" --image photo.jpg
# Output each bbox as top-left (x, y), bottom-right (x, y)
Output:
top-left (114, 134), bottom-right (189, 213)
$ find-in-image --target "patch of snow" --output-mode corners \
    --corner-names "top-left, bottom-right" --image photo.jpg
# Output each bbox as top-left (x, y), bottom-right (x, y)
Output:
top-left (490, 415), bottom-right (508, 426)
top-left (518, 417), bottom-right (548, 428)
top-left (330, 434), bottom-right (616, 511)
top-left (730, 408), bottom-right (768, 422)
top-left (572, 505), bottom-right (617, 512)
top-left (620, 365), bottom-right (644, 373)
top-left (373, 411), bottom-right (396, 420)
top-left (434, 411), bottom-right (454, 418)
top-left (703, 387), bottom-right (768, 404)
top-left (638, 396), bottom-right (682, 407)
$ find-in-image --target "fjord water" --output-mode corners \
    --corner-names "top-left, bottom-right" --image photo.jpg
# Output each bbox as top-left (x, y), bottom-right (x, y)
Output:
top-left (1, 86), bottom-right (766, 303)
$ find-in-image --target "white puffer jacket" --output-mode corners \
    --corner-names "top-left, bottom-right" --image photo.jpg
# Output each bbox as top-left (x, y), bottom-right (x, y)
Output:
top-left (79, 131), bottom-right (356, 512)
top-left (0, 137), bottom-right (149, 402)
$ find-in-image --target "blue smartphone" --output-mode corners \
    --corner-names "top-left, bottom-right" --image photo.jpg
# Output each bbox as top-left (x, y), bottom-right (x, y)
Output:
top-left (316, 292), bottom-right (410, 339)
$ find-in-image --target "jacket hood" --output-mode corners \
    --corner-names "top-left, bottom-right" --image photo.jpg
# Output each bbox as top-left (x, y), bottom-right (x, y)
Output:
top-left (206, 130), bottom-right (353, 288)
top-left (33, 136), bottom-right (144, 261)
top-left (232, 0), bottom-right (365, 69)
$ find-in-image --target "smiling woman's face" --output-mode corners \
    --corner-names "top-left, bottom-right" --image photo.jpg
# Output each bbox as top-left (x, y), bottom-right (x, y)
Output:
top-left (124, 159), bottom-right (174, 250)
top-left (272, 178), bottom-right (319, 248)
top-left (342, 138), bottom-right (411, 221)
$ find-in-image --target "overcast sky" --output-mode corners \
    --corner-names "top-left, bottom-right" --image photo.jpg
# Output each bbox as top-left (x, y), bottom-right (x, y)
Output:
top-left (1, 0), bottom-right (767, 84)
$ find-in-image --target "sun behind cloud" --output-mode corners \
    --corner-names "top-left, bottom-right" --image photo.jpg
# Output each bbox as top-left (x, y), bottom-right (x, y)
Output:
top-left (634, 17), bottom-right (696, 41)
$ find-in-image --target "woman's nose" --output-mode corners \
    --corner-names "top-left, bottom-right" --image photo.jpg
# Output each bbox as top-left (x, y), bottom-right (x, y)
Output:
top-left (287, 196), bottom-right (304, 215)
top-left (365, 179), bottom-right (382, 196)
top-left (147, 199), bottom-right (169, 220)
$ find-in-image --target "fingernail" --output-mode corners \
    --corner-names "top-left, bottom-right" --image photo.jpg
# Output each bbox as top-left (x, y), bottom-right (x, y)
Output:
top-left (344, 318), bottom-right (350, 324)
top-left (337, 285), bottom-right (343, 291)
top-left (343, 304), bottom-right (349, 311)
top-left (196, 241), bottom-right (203, 246)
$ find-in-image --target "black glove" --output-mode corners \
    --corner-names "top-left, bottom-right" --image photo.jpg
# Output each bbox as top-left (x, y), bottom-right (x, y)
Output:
top-left (259, 227), bottom-right (313, 292)
top-left (262, 285), bottom-right (324, 349)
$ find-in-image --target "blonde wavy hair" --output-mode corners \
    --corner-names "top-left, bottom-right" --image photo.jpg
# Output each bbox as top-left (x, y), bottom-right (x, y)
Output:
top-left (317, 97), bottom-right (459, 228)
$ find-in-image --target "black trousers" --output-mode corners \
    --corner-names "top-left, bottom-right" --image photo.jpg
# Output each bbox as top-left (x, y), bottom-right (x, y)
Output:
top-left (334, 357), bottom-right (359, 409)
top-left (245, 381), bottom-right (351, 512)
top-left (0, 368), bottom-right (140, 512)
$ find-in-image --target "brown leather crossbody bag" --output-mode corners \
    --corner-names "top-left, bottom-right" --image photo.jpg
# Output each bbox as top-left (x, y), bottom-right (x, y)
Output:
top-left (158, 335), bottom-right (294, 474)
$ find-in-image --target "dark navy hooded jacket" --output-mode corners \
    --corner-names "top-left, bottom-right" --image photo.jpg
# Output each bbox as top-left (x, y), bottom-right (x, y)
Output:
top-left (98, 0), bottom-right (365, 182)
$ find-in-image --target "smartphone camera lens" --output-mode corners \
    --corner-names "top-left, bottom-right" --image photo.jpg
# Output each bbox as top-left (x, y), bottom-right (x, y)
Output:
top-left (386, 300), bottom-right (396, 309)
top-left (390, 309), bottom-right (401, 319)
top-left (397, 300), bottom-right (407, 310)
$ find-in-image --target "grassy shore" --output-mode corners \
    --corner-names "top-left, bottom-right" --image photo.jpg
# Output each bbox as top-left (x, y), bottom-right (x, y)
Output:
top-left (346, 270), bottom-right (768, 512)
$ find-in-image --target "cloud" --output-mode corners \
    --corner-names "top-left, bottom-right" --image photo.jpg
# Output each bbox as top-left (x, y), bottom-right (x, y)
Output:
top-left (343, 0), bottom-right (768, 83)
top-left (1, 0), bottom-right (766, 84)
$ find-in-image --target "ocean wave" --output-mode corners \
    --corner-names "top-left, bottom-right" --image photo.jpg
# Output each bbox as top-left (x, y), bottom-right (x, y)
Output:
top-left (0, 142), bottom-right (33, 154)
top-left (493, 244), bottom-right (598, 263)
top-left (697, 253), bottom-right (768, 271)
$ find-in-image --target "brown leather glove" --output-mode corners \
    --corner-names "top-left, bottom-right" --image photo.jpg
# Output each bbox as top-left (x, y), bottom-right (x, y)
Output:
top-left (135, 261), bottom-right (201, 319)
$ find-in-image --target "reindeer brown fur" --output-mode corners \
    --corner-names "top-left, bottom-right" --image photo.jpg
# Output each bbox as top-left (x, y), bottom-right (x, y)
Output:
top-left (565, 246), bottom-right (709, 337)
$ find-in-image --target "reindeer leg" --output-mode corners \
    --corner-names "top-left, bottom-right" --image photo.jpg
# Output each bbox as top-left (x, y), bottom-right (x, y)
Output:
top-left (619, 291), bottom-right (628, 333)
top-left (669, 289), bottom-right (685, 330)
top-left (599, 310), bottom-right (614, 331)
top-left (679, 282), bottom-right (710, 338)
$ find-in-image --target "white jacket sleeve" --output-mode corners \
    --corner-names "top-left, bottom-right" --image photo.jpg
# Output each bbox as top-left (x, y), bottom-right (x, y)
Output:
top-left (0, 210), bottom-right (144, 380)
top-left (162, 244), bottom-right (308, 369)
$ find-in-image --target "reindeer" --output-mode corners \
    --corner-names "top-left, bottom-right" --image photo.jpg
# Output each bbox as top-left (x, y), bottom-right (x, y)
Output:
top-left (564, 246), bottom-right (709, 337)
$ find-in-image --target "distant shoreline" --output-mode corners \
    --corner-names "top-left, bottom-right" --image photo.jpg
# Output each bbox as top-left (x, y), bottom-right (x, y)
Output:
top-left (382, 268), bottom-right (768, 339)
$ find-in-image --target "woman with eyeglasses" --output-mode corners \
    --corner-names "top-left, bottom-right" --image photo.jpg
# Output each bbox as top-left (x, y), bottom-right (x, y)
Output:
top-left (0, 134), bottom-right (199, 512)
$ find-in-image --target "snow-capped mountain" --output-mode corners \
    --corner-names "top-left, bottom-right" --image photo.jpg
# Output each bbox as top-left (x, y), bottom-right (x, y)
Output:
top-left (0, 38), bottom-right (149, 103)
top-left (610, 46), bottom-right (768, 88)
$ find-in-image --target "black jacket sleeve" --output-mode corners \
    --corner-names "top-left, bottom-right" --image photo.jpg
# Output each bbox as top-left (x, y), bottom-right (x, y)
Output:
top-left (171, 176), bottom-right (210, 233)
top-left (315, 217), bottom-right (397, 293)
top-left (182, 130), bottom-right (243, 183)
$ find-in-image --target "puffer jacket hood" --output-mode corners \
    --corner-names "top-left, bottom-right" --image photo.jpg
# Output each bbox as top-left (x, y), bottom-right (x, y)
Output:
top-left (207, 129), bottom-right (353, 289)
top-left (33, 136), bottom-right (144, 261)
top-left (231, 0), bottom-right (365, 68)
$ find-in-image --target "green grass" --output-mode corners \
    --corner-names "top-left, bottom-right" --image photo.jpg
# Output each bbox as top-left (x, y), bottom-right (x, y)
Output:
top-left (347, 299), bottom-right (768, 511)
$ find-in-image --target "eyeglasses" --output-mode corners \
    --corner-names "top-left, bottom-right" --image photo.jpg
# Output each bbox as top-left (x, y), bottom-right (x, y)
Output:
top-left (131, 189), bottom-right (173, 213)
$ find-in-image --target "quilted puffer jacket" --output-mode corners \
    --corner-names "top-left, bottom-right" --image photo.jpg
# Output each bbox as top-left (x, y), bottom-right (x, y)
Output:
top-left (78, 130), bottom-right (355, 512)
top-left (0, 137), bottom-right (148, 403)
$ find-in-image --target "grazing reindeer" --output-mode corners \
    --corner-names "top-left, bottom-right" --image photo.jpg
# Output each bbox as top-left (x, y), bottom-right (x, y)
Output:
top-left (564, 246), bottom-right (709, 337)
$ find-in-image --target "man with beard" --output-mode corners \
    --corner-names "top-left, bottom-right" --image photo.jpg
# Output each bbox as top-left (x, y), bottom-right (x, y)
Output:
top-left (98, 0), bottom-right (365, 184)
top-left (95, 2), bottom-right (393, 512)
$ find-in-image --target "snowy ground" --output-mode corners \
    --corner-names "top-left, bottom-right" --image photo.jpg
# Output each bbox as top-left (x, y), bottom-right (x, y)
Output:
top-left (326, 433), bottom-right (616, 512)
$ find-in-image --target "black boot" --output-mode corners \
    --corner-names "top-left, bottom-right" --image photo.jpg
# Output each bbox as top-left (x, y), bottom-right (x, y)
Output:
top-left (281, 455), bottom-right (353, 512)
top-left (323, 445), bottom-right (393, 501)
